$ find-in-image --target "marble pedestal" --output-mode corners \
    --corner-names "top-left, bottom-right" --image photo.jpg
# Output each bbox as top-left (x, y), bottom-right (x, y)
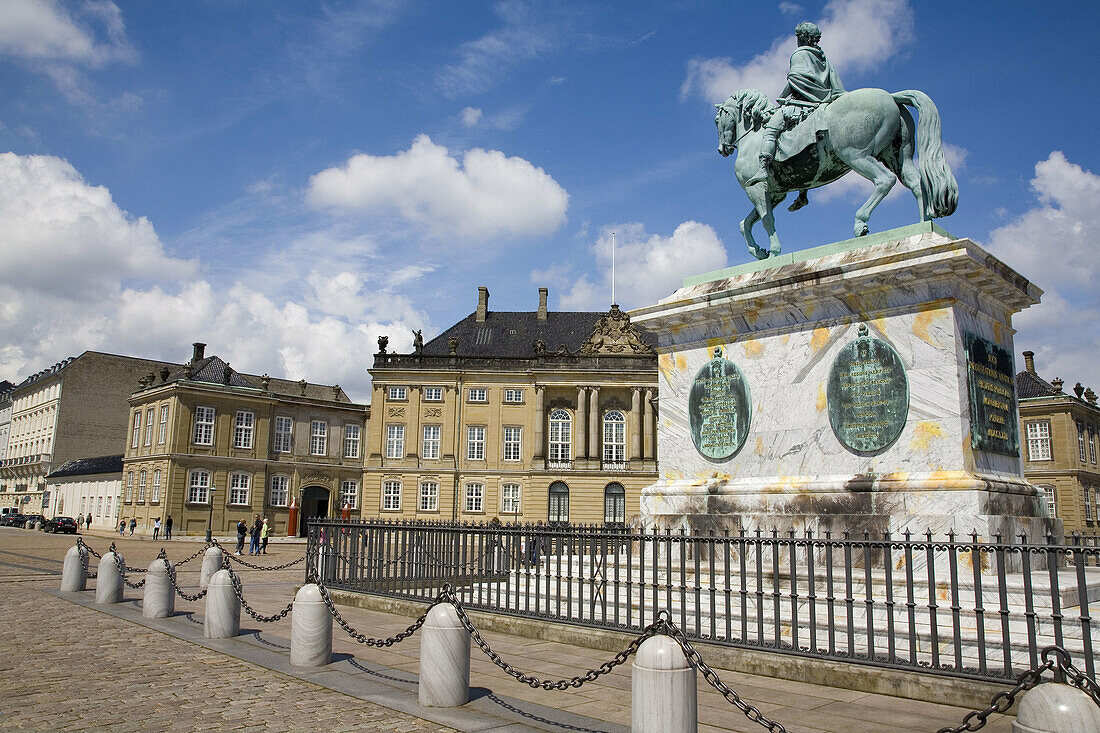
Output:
top-left (630, 223), bottom-right (1058, 541)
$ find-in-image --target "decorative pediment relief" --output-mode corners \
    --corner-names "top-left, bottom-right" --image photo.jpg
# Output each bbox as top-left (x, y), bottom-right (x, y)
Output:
top-left (424, 407), bottom-right (443, 417)
top-left (301, 473), bottom-right (332, 488)
top-left (547, 397), bottom-right (573, 410)
top-left (388, 406), bottom-right (406, 417)
top-left (602, 396), bottom-right (628, 411)
top-left (577, 305), bottom-right (655, 356)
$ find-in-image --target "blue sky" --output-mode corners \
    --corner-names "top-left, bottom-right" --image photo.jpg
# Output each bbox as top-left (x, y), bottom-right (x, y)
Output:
top-left (2, 0), bottom-right (1099, 403)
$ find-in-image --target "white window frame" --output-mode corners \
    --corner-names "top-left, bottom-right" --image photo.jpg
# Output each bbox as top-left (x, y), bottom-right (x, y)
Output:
top-left (1080, 421), bottom-right (1088, 463)
top-left (144, 407), bottom-right (155, 446)
top-left (423, 387), bottom-right (443, 401)
top-left (382, 480), bottom-right (401, 511)
top-left (419, 481), bottom-right (439, 511)
top-left (273, 416), bottom-right (293, 453)
top-left (310, 420), bottom-right (328, 456)
top-left (125, 471), bottom-right (134, 503)
top-left (503, 426), bottom-right (522, 461)
top-left (501, 483), bottom-right (521, 514)
top-left (1086, 485), bottom-right (1094, 522)
top-left (388, 386), bottom-right (407, 401)
top-left (468, 388), bottom-right (487, 403)
top-left (467, 425), bottom-right (486, 460)
top-left (187, 470), bottom-right (211, 504)
top-left (603, 410), bottom-right (626, 463)
top-left (343, 424), bottom-right (361, 459)
top-left (158, 404), bottom-right (169, 445)
top-left (233, 410), bottom-right (255, 449)
top-left (131, 411), bottom-right (142, 448)
top-left (422, 425), bottom-right (441, 459)
top-left (151, 469), bottom-right (161, 503)
top-left (340, 479), bottom-right (359, 509)
top-left (193, 406), bottom-right (215, 446)
top-left (268, 475), bottom-right (289, 507)
top-left (465, 482), bottom-right (484, 513)
top-left (1026, 421), bottom-right (1052, 462)
top-left (386, 424), bottom-right (405, 459)
top-left (228, 473), bottom-right (250, 506)
top-left (1039, 485), bottom-right (1056, 519)
top-left (1091, 425), bottom-right (1097, 465)
top-left (504, 388), bottom-right (524, 403)
top-left (137, 470), bottom-right (146, 503)
top-left (549, 409), bottom-right (572, 463)
top-left (604, 483), bottom-right (626, 524)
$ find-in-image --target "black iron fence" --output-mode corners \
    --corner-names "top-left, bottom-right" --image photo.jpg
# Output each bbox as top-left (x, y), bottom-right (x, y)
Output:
top-left (306, 519), bottom-right (1100, 684)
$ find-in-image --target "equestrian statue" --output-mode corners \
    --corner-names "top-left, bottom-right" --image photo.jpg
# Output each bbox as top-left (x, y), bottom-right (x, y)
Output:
top-left (714, 21), bottom-right (958, 260)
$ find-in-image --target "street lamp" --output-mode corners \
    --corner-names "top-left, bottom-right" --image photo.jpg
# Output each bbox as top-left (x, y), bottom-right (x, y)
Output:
top-left (205, 487), bottom-right (216, 542)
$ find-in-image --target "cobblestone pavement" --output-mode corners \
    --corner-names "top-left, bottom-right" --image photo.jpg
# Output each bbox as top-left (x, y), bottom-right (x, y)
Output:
top-left (0, 527), bottom-right (1016, 733)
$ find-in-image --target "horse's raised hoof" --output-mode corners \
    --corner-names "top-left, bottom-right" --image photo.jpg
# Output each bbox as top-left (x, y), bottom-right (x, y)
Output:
top-left (749, 245), bottom-right (769, 260)
top-left (769, 246), bottom-right (782, 258)
top-left (788, 193), bottom-right (809, 212)
top-left (854, 223), bottom-right (869, 237)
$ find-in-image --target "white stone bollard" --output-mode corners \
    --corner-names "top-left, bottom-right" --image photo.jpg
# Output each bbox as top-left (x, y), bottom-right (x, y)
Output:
top-left (95, 551), bottom-right (124, 604)
top-left (418, 603), bottom-right (470, 707)
top-left (143, 558), bottom-right (175, 619)
top-left (61, 546), bottom-right (87, 592)
top-left (290, 584), bottom-right (332, 667)
top-left (631, 635), bottom-right (697, 733)
top-left (199, 546), bottom-right (224, 590)
top-left (1013, 682), bottom-right (1100, 732)
top-left (203, 569), bottom-right (240, 639)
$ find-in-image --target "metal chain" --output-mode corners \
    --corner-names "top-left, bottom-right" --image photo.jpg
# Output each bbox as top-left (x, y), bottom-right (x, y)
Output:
top-left (173, 543), bottom-right (212, 567)
top-left (222, 562), bottom-right (293, 623)
top-left (225, 553), bottom-right (305, 571)
top-left (165, 561), bottom-right (207, 602)
top-left (1045, 645), bottom-right (1100, 709)
top-left (110, 547), bottom-right (146, 588)
top-left (444, 586), bottom-right (661, 691)
top-left (77, 538), bottom-right (102, 558)
top-left (76, 542), bottom-right (97, 578)
top-left (312, 573), bottom-right (428, 647)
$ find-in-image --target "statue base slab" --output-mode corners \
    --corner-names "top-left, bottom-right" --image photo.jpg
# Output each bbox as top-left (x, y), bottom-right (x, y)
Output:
top-left (630, 222), bottom-right (1059, 542)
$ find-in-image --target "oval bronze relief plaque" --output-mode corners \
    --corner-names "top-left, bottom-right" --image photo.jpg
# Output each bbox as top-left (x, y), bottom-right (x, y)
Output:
top-left (826, 325), bottom-right (909, 454)
top-left (688, 348), bottom-right (751, 461)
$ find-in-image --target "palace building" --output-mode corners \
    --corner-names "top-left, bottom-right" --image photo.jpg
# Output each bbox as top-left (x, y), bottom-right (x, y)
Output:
top-left (1016, 350), bottom-right (1100, 536)
top-left (363, 287), bottom-right (659, 525)
top-left (123, 343), bottom-right (368, 537)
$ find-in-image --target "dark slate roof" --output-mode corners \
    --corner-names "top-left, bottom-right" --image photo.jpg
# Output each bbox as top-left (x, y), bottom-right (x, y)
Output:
top-left (157, 355), bottom-right (353, 403)
top-left (421, 311), bottom-right (657, 358)
top-left (1016, 370), bottom-right (1059, 399)
top-left (47, 455), bottom-right (123, 479)
top-left (0, 380), bottom-right (13, 393)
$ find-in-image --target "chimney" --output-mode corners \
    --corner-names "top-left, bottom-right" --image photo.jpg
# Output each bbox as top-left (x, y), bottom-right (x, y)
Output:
top-left (538, 287), bottom-right (548, 321)
top-left (476, 286), bottom-right (489, 323)
top-left (191, 342), bottom-right (206, 363)
top-left (1023, 350), bottom-right (1035, 375)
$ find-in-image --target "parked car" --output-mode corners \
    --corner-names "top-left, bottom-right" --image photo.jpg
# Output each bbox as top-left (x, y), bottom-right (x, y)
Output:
top-left (0, 513), bottom-right (26, 527)
top-left (22, 514), bottom-right (45, 529)
top-left (43, 516), bottom-right (77, 534)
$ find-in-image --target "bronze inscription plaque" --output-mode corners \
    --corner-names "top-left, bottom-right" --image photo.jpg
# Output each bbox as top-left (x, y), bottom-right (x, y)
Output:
top-left (688, 349), bottom-right (751, 461)
top-left (964, 332), bottom-right (1019, 456)
top-left (826, 325), bottom-right (909, 454)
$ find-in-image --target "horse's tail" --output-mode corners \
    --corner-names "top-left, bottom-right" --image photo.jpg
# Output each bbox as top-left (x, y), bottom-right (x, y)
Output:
top-left (891, 90), bottom-right (958, 219)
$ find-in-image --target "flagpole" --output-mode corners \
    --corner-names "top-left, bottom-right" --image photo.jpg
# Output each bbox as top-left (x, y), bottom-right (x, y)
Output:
top-left (611, 231), bottom-right (616, 306)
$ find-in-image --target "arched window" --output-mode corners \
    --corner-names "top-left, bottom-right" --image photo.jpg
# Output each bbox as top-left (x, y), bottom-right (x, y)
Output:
top-left (548, 481), bottom-right (569, 525)
top-left (604, 483), bottom-right (626, 525)
top-left (603, 410), bottom-right (626, 465)
top-left (548, 409), bottom-right (572, 466)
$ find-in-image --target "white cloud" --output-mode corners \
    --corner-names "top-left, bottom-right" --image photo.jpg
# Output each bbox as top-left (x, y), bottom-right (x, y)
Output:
top-left (811, 142), bottom-right (969, 205)
top-left (556, 222), bottom-right (728, 310)
top-left (681, 0), bottom-right (914, 102)
top-left (461, 107), bottom-right (483, 126)
top-left (306, 134), bottom-right (569, 240)
top-left (779, 2), bottom-right (805, 15)
top-left (987, 152), bottom-right (1100, 393)
top-left (0, 153), bottom-right (428, 402)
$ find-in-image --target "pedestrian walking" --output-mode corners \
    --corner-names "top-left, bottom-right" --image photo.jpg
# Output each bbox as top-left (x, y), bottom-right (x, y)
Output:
top-left (76, 514), bottom-right (83, 531)
top-left (118, 519), bottom-right (126, 536)
top-left (165, 514), bottom-right (173, 540)
top-left (129, 517), bottom-right (137, 536)
top-left (86, 513), bottom-right (92, 531)
top-left (260, 518), bottom-right (269, 554)
top-left (249, 514), bottom-right (261, 555)
top-left (153, 517), bottom-right (161, 540)
top-left (235, 519), bottom-right (247, 555)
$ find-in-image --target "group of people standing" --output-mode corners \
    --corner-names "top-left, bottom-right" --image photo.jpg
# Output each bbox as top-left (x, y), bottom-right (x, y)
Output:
top-left (235, 514), bottom-right (269, 556)
top-left (109, 515), bottom-right (173, 539)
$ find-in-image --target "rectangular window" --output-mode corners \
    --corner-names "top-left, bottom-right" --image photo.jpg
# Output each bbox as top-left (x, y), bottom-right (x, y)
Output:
top-left (137, 470), bottom-right (146, 502)
top-left (1091, 426), bottom-right (1097, 464)
top-left (422, 425), bottom-right (441, 459)
top-left (465, 483), bottom-right (484, 512)
top-left (1080, 421), bottom-right (1088, 463)
top-left (310, 420), bottom-right (328, 456)
top-left (1086, 485), bottom-right (1094, 522)
top-left (344, 424), bottom-right (361, 458)
top-left (388, 386), bottom-right (407, 401)
top-left (423, 387), bottom-right (443, 401)
top-left (386, 425), bottom-right (405, 459)
top-left (234, 411), bottom-right (255, 449)
top-left (193, 406), bottom-right (215, 446)
top-left (468, 388), bottom-right (487, 403)
top-left (144, 408), bottom-right (155, 446)
top-left (188, 470), bottom-right (210, 504)
top-left (125, 472), bottom-right (133, 503)
top-left (603, 413), bottom-right (626, 463)
top-left (96, 496), bottom-right (103, 516)
top-left (419, 481), bottom-right (438, 511)
top-left (467, 426), bottom-right (485, 460)
top-left (502, 483), bottom-right (521, 514)
top-left (1040, 485), bottom-right (1056, 519)
top-left (382, 480), bottom-right (401, 511)
top-left (151, 469), bottom-right (161, 503)
top-left (504, 388), bottom-right (524, 403)
top-left (268, 475), bottom-right (289, 507)
top-left (340, 480), bottom-right (359, 509)
top-left (158, 404), bottom-right (169, 445)
top-left (229, 473), bottom-right (250, 505)
top-left (274, 416), bottom-right (292, 453)
top-left (503, 426), bottom-right (521, 461)
top-left (1026, 421), bottom-right (1052, 461)
top-left (131, 411), bottom-right (142, 448)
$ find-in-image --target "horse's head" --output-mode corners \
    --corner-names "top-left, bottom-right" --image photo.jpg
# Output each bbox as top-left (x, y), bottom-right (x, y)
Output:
top-left (714, 89), bottom-right (776, 157)
top-left (714, 99), bottom-right (738, 157)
